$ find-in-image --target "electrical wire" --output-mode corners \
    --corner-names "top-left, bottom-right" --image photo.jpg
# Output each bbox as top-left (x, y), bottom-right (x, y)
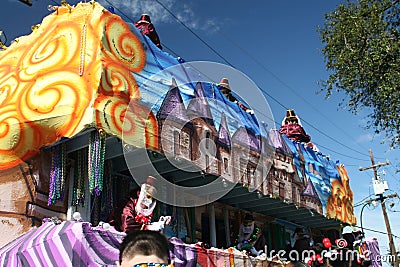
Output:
top-left (354, 224), bottom-right (400, 238)
top-left (151, 0), bottom-right (378, 162)
top-left (217, 29), bottom-right (373, 155)
top-left (154, 0), bottom-right (232, 66)
top-left (354, 194), bottom-right (375, 207)
top-left (94, 0), bottom-right (375, 163)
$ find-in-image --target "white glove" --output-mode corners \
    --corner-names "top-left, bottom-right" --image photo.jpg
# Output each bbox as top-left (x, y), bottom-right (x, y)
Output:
top-left (145, 216), bottom-right (172, 231)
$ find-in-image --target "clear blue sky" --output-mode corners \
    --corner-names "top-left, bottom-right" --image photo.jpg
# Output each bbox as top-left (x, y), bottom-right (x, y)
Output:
top-left (1, 0), bottom-right (399, 259)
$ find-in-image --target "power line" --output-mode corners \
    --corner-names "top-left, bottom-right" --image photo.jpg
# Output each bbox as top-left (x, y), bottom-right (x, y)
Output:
top-left (354, 224), bottom-right (400, 239)
top-left (312, 142), bottom-right (370, 162)
top-left (97, 0), bottom-right (374, 163)
top-left (152, 0), bottom-right (378, 161)
top-left (218, 30), bottom-right (373, 155)
top-left (354, 194), bottom-right (375, 207)
top-left (153, 0), bottom-right (232, 66)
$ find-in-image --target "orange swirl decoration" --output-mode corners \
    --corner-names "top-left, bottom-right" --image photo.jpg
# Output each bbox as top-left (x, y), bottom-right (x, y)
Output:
top-left (0, 71), bottom-right (17, 106)
top-left (100, 14), bottom-right (146, 72)
top-left (100, 61), bottom-right (140, 100)
top-left (18, 71), bottom-right (91, 139)
top-left (0, 109), bottom-right (36, 169)
top-left (95, 95), bottom-right (129, 136)
top-left (19, 21), bottom-right (82, 81)
top-left (94, 96), bottom-right (158, 150)
top-left (326, 164), bottom-right (357, 224)
top-left (123, 102), bottom-right (159, 150)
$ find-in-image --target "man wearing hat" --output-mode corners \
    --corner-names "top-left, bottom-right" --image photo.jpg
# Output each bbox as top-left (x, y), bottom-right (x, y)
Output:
top-left (218, 78), bottom-right (254, 114)
top-left (134, 14), bottom-right (163, 49)
top-left (109, 176), bottom-right (170, 233)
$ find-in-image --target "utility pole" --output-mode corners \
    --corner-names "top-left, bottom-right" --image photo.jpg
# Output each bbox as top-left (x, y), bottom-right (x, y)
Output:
top-left (359, 149), bottom-right (399, 267)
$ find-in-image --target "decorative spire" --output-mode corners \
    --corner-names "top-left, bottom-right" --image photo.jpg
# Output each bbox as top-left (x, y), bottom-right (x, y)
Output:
top-left (232, 127), bottom-right (260, 152)
top-left (301, 178), bottom-right (320, 200)
top-left (187, 82), bottom-right (214, 127)
top-left (156, 78), bottom-right (189, 123)
top-left (267, 129), bottom-right (293, 156)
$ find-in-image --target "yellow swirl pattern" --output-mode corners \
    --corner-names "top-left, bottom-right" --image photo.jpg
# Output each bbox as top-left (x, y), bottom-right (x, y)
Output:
top-left (101, 15), bottom-right (146, 72)
top-left (100, 61), bottom-right (139, 100)
top-left (0, 2), bottom-right (154, 170)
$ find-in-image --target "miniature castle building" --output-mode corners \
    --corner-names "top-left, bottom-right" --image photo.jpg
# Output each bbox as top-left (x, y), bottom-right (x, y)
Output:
top-left (187, 82), bottom-right (218, 174)
top-left (231, 127), bottom-right (262, 188)
top-left (266, 130), bottom-right (303, 204)
top-left (301, 178), bottom-right (323, 214)
top-left (156, 78), bottom-right (192, 161)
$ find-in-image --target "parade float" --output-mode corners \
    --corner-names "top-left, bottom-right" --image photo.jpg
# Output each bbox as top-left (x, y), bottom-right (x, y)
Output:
top-left (0, 2), bottom-right (359, 266)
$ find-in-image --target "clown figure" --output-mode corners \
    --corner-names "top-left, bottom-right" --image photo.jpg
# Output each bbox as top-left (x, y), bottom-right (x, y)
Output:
top-left (237, 214), bottom-right (262, 256)
top-left (109, 176), bottom-right (171, 234)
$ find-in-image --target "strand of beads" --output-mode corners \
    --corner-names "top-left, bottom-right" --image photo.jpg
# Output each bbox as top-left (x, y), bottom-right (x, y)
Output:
top-left (88, 129), bottom-right (106, 196)
top-left (48, 143), bottom-right (66, 206)
top-left (72, 149), bottom-right (87, 206)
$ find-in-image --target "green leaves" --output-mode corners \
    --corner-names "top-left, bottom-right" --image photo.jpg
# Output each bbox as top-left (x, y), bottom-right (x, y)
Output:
top-left (319, 0), bottom-right (400, 147)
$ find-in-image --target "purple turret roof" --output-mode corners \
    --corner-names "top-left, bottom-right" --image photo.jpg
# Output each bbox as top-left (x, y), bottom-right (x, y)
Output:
top-left (232, 127), bottom-right (260, 152)
top-left (267, 129), bottom-right (293, 156)
top-left (156, 78), bottom-right (189, 123)
top-left (301, 178), bottom-right (320, 200)
top-left (217, 112), bottom-right (231, 150)
top-left (187, 82), bottom-right (215, 127)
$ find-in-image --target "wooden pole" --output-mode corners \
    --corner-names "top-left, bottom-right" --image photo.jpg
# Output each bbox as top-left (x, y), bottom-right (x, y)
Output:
top-left (359, 150), bottom-right (398, 267)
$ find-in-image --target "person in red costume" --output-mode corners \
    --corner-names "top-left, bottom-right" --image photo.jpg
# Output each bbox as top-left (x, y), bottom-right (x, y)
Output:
top-left (134, 14), bottom-right (163, 49)
top-left (109, 176), bottom-right (171, 234)
top-left (279, 109), bottom-right (311, 143)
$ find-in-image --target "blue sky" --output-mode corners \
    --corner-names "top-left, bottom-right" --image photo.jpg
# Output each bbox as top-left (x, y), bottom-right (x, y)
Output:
top-left (1, 0), bottom-right (400, 259)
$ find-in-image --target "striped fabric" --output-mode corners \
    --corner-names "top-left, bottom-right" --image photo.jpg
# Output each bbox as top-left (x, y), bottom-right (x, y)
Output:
top-left (1, 221), bottom-right (259, 267)
top-left (0, 221), bottom-right (125, 267)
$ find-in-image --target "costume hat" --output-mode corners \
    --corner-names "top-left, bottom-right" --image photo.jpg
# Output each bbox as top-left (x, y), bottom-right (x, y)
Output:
top-left (294, 227), bottom-right (305, 236)
top-left (284, 109), bottom-right (299, 124)
top-left (342, 226), bottom-right (353, 234)
top-left (218, 78), bottom-right (231, 93)
top-left (138, 14), bottom-right (151, 23)
top-left (286, 109), bottom-right (297, 119)
top-left (143, 175), bottom-right (157, 196)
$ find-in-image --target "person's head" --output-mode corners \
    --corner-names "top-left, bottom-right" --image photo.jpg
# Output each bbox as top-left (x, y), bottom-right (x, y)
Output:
top-left (243, 213), bottom-right (254, 226)
top-left (118, 230), bottom-right (170, 267)
top-left (218, 77), bottom-right (232, 96)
